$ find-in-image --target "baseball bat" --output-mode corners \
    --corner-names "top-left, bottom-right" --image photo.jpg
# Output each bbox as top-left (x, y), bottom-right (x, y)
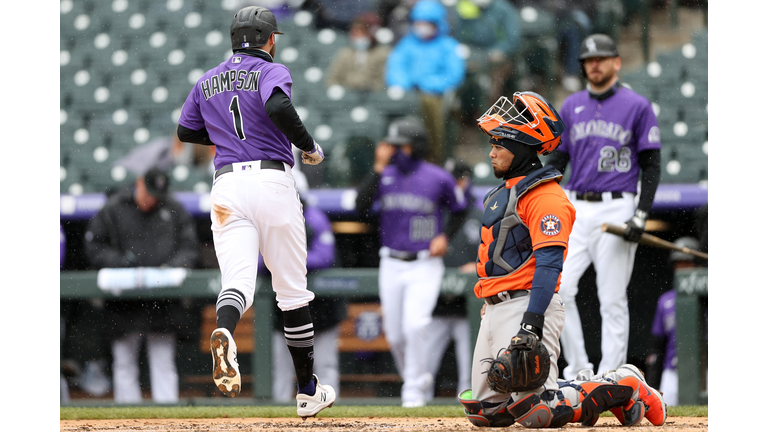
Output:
top-left (601, 223), bottom-right (708, 260)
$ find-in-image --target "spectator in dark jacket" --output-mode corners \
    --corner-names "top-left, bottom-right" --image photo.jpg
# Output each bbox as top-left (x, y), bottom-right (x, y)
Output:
top-left (84, 167), bottom-right (200, 403)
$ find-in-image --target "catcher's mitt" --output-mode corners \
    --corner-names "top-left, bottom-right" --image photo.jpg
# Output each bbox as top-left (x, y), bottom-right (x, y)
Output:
top-left (483, 333), bottom-right (550, 393)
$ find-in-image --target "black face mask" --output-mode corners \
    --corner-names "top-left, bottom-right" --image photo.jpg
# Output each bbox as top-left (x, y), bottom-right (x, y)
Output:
top-left (495, 138), bottom-right (542, 179)
top-left (391, 149), bottom-right (420, 174)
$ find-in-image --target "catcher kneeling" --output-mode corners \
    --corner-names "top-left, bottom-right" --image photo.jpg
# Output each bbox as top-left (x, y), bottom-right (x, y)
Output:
top-left (460, 92), bottom-right (666, 428)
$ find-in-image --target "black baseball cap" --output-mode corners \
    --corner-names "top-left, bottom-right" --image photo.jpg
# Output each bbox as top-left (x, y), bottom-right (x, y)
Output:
top-left (143, 167), bottom-right (170, 201)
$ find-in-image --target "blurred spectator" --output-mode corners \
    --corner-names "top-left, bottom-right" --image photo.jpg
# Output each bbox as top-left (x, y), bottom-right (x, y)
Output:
top-left (114, 129), bottom-right (216, 181)
top-left (302, 0), bottom-right (378, 31)
top-left (84, 167), bottom-right (200, 403)
top-left (325, 12), bottom-right (391, 91)
top-left (512, 0), bottom-right (596, 92)
top-left (645, 236), bottom-right (704, 407)
top-left (266, 193), bottom-right (345, 402)
top-left (232, 0), bottom-right (297, 20)
top-left (385, 0), bottom-right (466, 165)
top-left (380, 0), bottom-right (419, 43)
top-left (448, 0), bottom-right (523, 123)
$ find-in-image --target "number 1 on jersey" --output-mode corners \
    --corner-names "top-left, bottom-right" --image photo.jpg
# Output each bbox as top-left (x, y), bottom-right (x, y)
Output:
top-left (229, 95), bottom-right (246, 140)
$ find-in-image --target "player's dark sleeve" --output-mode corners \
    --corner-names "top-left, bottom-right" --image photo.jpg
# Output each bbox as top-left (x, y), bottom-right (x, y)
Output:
top-left (355, 172), bottom-right (381, 215)
top-left (177, 124), bottom-right (213, 146)
top-left (524, 246), bottom-right (565, 327)
top-left (164, 205), bottom-right (200, 268)
top-left (444, 202), bottom-right (470, 239)
top-left (644, 335), bottom-right (665, 389)
top-left (264, 88), bottom-right (315, 153)
top-left (545, 149), bottom-right (570, 174)
top-left (636, 149), bottom-right (661, 214)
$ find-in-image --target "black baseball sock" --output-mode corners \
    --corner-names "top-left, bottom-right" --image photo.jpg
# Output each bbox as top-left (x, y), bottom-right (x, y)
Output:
top-left (216, 288), bottom-right (246, 335)
top-left (282, 305), bottom-right (315, 394)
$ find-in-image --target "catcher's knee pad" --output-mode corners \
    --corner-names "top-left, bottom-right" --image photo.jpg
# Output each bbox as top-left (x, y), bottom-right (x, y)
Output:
top-left (601, 374), bottom-right (647, 426)
top-left (601, 364), bottom-right (667, 426)
top-left (458, 389), bottom-right (516, 428)
top-left (507, 393), bottom-right (553, 428)
top-left (558, 381), bottom-right (634, 426)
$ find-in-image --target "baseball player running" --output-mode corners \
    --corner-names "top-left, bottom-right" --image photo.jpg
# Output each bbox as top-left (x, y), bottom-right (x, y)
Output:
top-left (176, 6), bottom-right (334, 418)
top-left (457, 91), bottom-right (666, 428)
top-left (547, 34), bottom-right (662, 380)
top-left (355, 117), bottom-right (468, 407)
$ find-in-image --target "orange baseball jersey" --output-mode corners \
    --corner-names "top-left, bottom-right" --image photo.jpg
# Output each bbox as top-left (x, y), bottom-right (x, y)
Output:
top-left (474, 167), bottom-right (576, 299)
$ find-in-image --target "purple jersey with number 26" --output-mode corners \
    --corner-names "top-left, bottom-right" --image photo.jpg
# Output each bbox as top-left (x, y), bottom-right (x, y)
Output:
top-left (178, 53), bottom-right (295, 170)
top-left (376, 162), bottom-right (466, 252)
top-left (558, 86), bottom-right (661, 194)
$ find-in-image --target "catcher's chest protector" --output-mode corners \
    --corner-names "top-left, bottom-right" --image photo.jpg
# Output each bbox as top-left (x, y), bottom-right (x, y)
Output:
top-left (478, 166), bottom-right (563, 278)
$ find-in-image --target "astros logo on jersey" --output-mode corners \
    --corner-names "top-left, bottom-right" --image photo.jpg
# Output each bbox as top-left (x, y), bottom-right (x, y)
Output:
top-left (540, 215), bottom-right (561, 236)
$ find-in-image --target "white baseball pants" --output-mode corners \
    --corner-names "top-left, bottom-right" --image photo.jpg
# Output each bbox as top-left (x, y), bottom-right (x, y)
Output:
top-left (111, 332), bottom-right (178, 403)
top-left (210, 161), bottom-right (314, 312)
top-left (378, 252), bottom-right (444, 405)
top-left (424, 316), bottom-right (472, 399)
top-left (558, 191), bottom-right (638, 380)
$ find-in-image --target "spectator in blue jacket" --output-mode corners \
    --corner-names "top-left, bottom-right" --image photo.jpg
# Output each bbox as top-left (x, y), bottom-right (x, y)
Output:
top-left (385, 0), bottom-right (466, 165)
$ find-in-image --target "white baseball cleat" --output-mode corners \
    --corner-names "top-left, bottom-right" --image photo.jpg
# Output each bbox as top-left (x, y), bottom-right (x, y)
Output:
top-left (210, 328), bottom-right (241, 397)
top-left (296, 374), bottom-right (336, 419)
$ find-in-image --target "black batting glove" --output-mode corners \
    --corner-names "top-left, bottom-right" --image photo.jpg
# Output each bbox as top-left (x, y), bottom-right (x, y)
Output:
top-left (623, 209), bottom-right (648, 243)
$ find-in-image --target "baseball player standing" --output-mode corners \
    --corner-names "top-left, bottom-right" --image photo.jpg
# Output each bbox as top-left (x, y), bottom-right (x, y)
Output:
top-left (176, 6), bottom-right (334, 418)
top-left (547, 33), bottom-right (662, 380)
top-left (458, 92), bottom-right (659, 428)
top-left (355, 117), bottom-right (468, 407)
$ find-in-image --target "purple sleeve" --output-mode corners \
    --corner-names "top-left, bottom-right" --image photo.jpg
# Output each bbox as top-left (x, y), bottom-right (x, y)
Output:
top-left (178, 84), bottom-right (205, 131)
top-left (257, 65), bottom-right (293, 107)
top-left (60, 225), bottom-right (66, 270)
top-left (441, 171), bottom-right (467, 213)
top-left (634, 98), bottom-right (662, 152)
top-left (305, 207), bottom-right (335, 272)
top-left (557, 98), bottom-right (574, 156)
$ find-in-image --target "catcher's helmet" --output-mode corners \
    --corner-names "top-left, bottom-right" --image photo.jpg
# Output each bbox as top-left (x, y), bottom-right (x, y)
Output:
top-left (231, 6), bottom-right (283, 51)
top-left (669, 236), bottom-right (700, 263)
top-left (477, 92), bottom-right (565, 156)
top-left (579, 33), bottom-right (619, 60)
top-left (383, 116), bottom-right (429, 159)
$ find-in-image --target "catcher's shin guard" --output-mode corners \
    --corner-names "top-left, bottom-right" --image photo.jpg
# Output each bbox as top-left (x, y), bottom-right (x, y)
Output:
top-left (507, 393), bottom-right (554, 428)
top-left (601, 364), bottom-right (667, 426)
top-left (559, 380), bottom-right (634, 426)
top-left (601, 374), bottom-right (647, 426)
top-left (458, 389), bottom-right (516, 428)
top-left (540, 390), bottom-right (575, 428)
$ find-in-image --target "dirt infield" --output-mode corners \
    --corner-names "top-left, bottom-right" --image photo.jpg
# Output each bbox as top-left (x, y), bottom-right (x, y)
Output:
top-left (60, 417), bottom-right (708, 431)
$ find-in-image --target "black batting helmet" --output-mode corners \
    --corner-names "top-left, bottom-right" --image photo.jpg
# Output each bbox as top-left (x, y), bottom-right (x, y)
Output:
top-left (231, 6), bottom-right (283, 51)
top-left (383, 116), bottom-right (429, 160)
top-left (579, 34), bottom-right (619, 60)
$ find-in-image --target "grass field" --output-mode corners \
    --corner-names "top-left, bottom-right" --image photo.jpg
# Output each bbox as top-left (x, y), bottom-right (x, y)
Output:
top-left (60, 405), bottom-right (709, 420)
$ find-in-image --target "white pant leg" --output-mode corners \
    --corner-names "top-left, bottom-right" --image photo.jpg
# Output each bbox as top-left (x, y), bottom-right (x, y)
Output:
top-left (112, 332), bottom-right (142, 403)
top-left (313, 326), bottom-right (340, 394)
top-left (423, 317), bottom-right (453, 400)
top-left (659, 368), bottom-right (678, 406)
top-left (399, 257), bottom-right (444, 404)
top-left (272, 330), bottom-right (297, 402)
top-left (558, 195), bottom-right (595, 380)
top-left (593, 196), bottom-right (637, 375)
top-left (146, 332), bottom-right (178, 403)
top-left (379, 256), bottom-right (407, 377)
top-left (451, 318), bottom-right (473, 394)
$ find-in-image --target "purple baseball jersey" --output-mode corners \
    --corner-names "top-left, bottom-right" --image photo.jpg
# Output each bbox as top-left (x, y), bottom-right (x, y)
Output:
top-left (375, 162), bottom-right (466, 252)
top-left (651, 290), bottom-right (676, 370)
top-left (178, 53), bottom-right (295, 170)
top-left (558, 86), bottom-right (661, 193)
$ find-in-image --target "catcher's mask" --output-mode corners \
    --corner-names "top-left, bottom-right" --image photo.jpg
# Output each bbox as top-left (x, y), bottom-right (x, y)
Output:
top-left (477, 92), bottom-right (565, 156)
top-left (231, 6), bottom-right (283, 51)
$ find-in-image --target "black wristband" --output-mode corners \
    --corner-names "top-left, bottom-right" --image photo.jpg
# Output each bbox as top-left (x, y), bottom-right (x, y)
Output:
top-left (521, 311), bottom-right (545, 338)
